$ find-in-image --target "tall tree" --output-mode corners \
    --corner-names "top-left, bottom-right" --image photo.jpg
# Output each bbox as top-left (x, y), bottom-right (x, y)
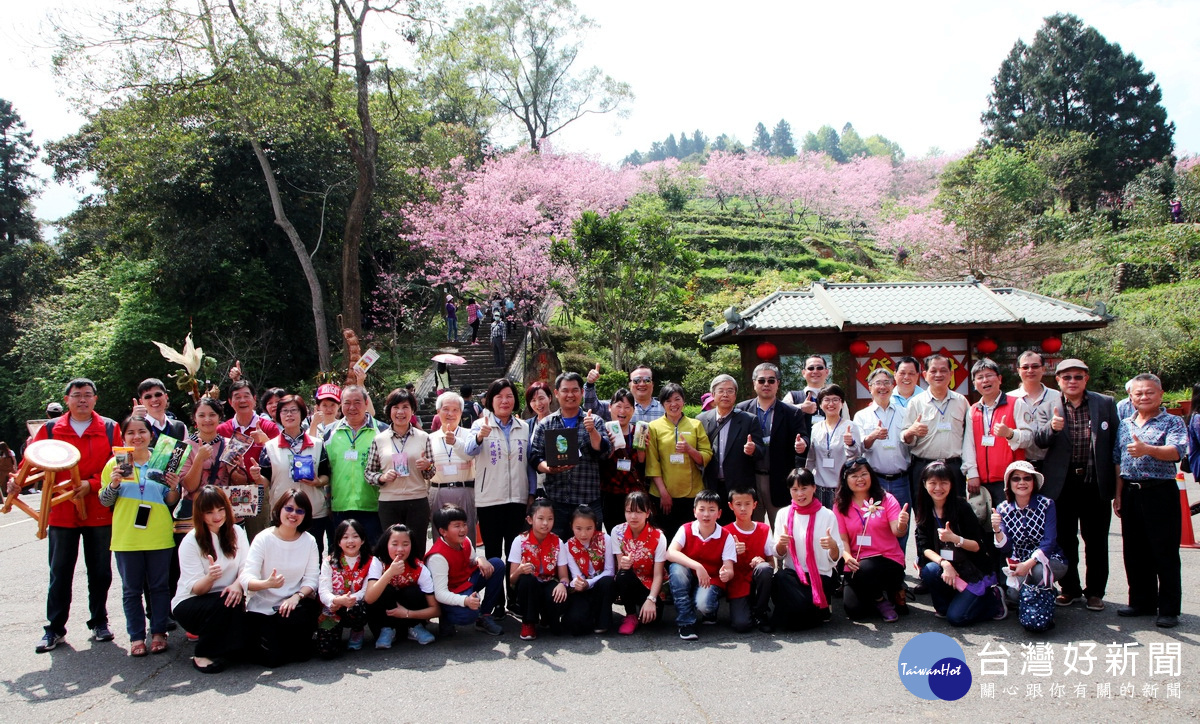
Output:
top-left (771, 119), bottom-right (796, 157)
top-left (450, 0), bottom-right (633, 150)
top-left (981, 13), bottom-right (1174, 202)
top-left (751, 123), bottom-right (772, 154)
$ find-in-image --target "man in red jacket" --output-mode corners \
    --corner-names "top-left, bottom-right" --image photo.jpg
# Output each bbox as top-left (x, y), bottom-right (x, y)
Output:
top-left (16, 378), bottom-right (123, 653)
top-left (963, 359), bottom-right (1024, 507)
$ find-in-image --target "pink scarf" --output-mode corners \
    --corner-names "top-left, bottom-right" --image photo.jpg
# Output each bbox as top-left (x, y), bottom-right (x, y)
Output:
top-left (785, 498), bottom-right (828, 609)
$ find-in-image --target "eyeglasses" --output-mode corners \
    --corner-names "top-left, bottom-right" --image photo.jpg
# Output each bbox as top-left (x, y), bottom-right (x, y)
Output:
top-left (842, 457), bottom-right (869, 469)
top-left (1018, 364), bottom-right (1043, 370)
top-left (282, 505), bottom-right (307, 517)
top-left (805, 366), bottom-right (826, 371)
top-left (1058, 374), bottom-right (1086, 382)
top-left (756, 378), bottom-right (777, 384)
top-left (630, 377), bottom-right (652, 384)
top-left (141, 391), bottom-right (165, 400)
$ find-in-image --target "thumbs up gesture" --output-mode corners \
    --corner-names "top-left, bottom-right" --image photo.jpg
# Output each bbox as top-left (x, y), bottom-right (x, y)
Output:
top-left (1051, 408), bottom-right (1064, 432)
top-left (897, 503), bottom-right (910, 529)
top-left (937, 521), bottom-right (956, 543)
top-left (205, 555), bottom-right (222, 580)
top-left (819, 527), bottom-right (836, 551)
top-left (586, 363), bottom-right (601, 385)
top-left (1126, 433), bottom-right (1150, 458)
top-left (793, 433), bottom-right (807, 454)
top-left (265, 568), bottom-right (285, 589)
top-left (743, 434), bottom-right (756, 456)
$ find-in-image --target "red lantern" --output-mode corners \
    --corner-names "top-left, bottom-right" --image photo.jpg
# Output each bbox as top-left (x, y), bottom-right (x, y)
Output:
top-left (849, 339), bottom-right (870, 357)
top-left (756, 341), bottom-right (778, 360)
top-left (912, 341), bottom-right (932, 359)
top-left (1042, 336), bottom-right (1063, 354)
top-left (977, 337), bottom-right (998, 355)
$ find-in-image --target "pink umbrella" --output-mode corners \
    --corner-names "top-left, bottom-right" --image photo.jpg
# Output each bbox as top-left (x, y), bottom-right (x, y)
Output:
top-left (431, 353), bottom-right (467, 365)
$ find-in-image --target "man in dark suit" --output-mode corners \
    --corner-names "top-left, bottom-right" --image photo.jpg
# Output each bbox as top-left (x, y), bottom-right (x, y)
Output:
top-left (698, 374), bottom-right (765, 525)
top-left (1034, 358), bottom-right (1119, 613)
top-left (735, 362), bottom-right (811, 524)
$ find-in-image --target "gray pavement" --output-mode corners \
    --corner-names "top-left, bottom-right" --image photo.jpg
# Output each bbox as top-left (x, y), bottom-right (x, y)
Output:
top-left (0, 483), bottom-right (1197, 723)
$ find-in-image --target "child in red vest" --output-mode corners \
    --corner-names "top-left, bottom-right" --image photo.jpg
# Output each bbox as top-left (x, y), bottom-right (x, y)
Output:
top-left (666, 490), bottom-right (736, 641)
top-left (508, 499), bottom-right (569, 640)
top-left (562, 505), bottom-right (614, 635)
top-left (364, 524), bottom-right (439, 648)
top-left (426, 505), bottom-right (504, 637)
top-left (723, 488), bottom-right (776, 634)
top-left (612, 491), bottom-right (666, 636)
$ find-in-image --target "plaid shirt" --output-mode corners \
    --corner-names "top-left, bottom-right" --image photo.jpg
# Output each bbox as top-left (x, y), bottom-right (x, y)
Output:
top-left (530, 410), bottom-right (610, 504)
top-left (1116, 410), bottom-right (1187, 481)
top-left (1063, 395), bottom-right (1093, 483)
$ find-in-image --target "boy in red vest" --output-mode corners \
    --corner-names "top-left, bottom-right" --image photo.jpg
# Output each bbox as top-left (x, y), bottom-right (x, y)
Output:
top-left (666, 490), bottom-right (736, 641)
top-left (724, 487), bottom-right (776, 634)
top-left (426, 504), bottom-right (504, 637)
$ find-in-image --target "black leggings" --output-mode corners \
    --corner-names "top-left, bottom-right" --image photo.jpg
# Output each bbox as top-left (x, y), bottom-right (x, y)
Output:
top-left (843, 557), bottom-right (904, 620)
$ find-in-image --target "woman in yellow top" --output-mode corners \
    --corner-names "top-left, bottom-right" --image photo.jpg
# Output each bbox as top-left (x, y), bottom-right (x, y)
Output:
top-left (645, 383), bottom-right (712, 542)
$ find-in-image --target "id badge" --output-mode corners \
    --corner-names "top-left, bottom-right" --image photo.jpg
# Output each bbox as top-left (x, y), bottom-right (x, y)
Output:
top-left (343, 450), bottom-right (359, 461)
top-left (669, 453), bottom-right (686, 465)
top-left (616, 459), bottom-right (632, 472)
top-left (940, 548), bottom-right (955, 561)
top-left (981, 435), bottom-right (996, 447)
top-left (821, 456), bottom-right (836, 468)
top-left (936, 421), bottom-right (952, 432)
top-left (440, 463), bottom-right (459, 476)
top-left (394, 452), bottom-right (410, 477)
top-left (856, 535), bottom-right (872, 547)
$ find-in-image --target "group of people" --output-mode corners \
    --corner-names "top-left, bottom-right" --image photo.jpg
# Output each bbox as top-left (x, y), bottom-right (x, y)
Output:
top-left (13, 349), bottom-right (1194, 673)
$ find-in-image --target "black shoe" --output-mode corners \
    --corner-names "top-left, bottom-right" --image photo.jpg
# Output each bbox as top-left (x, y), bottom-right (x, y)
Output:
top-left (1156, 615), bottom-right (1179, 628)
top-left (1117, 606), bottom-right (1155, 618)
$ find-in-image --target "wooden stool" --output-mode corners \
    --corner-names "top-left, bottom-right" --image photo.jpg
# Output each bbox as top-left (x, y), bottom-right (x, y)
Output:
top-left (2, 440), bottom-right (85, 539)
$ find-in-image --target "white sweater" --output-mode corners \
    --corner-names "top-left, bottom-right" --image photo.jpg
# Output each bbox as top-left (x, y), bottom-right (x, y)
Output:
top-left (238, 528), bottom-right (320, 615)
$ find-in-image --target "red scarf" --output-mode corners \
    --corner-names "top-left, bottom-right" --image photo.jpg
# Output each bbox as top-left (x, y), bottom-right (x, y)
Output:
top-left (330, 555), bottom-right (370, 596)
top-left (621, 524), bottom-right (661, 590)
top-left (785, 498), bottom-right (828, 609)
top-left (521, 532), bottom-right (561, 582)
top-left (388, 559), bottom-right (424, 589)
top-left (567, 534), bottom-right (606, 578)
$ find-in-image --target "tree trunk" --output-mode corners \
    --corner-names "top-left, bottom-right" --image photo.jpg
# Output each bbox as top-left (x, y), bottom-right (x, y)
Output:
top-left (247, 136), bottom-right (332, 370)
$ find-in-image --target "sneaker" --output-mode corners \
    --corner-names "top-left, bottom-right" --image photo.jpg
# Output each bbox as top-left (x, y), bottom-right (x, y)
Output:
top-left (677, 625), bottom-right (699, 641)
top-left (91, 625), bottom-right (115, 642)
top-left (475, 615), bottom-right (503, 636)
top-left (1055, 593), bottom-right (1079, 607)
top-left (407, 623), bottom-right (435, 646)
top-left (374, 627), bottom-right (396, 649)
top-left (618, 615), bottom-right (638, 636)
top-left (1085, 596), bottom-right (1105, 611)
top-left (876, 599), bottom-right (899, 623)
top-left (520, 623), bottom-right (537, 641)
top-left (992, 586), bottom-right (1009, 621)
top-left (36, 632), bottom-right (65, 653)
top-left (347, 630), bottom-right (365, 651)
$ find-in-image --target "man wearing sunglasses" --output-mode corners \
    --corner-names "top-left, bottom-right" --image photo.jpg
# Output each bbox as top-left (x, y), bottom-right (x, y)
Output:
top-left (735, 363), bottom-right (810, 523)
top-left (583, 364), bottom-right (665, 425)
top-left (1034, 358), bottom-right (1119, 613)
top-left (131, 378), bottom-right (187, 444)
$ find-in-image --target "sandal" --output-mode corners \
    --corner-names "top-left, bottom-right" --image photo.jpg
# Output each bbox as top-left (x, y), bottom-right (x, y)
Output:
top-left (130, 640), bottom-right (148, 657)
top-left (150, 634), bottom-right (168, 654)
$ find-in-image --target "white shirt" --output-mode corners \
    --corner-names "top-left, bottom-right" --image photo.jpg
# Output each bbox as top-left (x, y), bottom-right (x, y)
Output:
top-left (239, 528), bottom-right (321, 615)
top-left (853, 401), bottom-right (910, 475)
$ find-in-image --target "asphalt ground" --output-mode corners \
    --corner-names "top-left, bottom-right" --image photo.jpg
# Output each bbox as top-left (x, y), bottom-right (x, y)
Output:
top-left (0, 482), bottom-right (1196, 723)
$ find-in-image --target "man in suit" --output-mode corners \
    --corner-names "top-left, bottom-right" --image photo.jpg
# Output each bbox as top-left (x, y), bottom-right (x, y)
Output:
top-left (1034, 358), bottom-right (1119, 613)
top-left (698, 374), bottom-right (765, 525)
top-left (735, 362), bottom-right (811, 524)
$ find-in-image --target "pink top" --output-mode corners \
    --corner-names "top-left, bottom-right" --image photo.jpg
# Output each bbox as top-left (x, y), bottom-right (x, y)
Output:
top-left (834, 492), bottom-right (904, 567)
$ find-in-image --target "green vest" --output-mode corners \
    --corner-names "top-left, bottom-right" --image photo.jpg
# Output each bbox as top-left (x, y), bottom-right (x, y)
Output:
top-left (325, 417), bottom-right (383, 512)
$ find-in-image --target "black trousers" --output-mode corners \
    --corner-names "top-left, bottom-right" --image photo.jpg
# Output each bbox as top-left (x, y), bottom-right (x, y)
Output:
top-left (514, 574), bottom-right (566, 630)
top-left (563, 576), bottom-right (615, 634)
top-left (771, 568), bottom-right (834, 630)
top-left (172, 592), bottom-right (246, 660)
top-left (1120, 479), bottom-right (1181, 615)
top-left (244, 597), bottom-right (320, 667)
top-left (843, 556), bottom-right (904, 620)
top-left (1055, 471), bottom-right (1111, 599)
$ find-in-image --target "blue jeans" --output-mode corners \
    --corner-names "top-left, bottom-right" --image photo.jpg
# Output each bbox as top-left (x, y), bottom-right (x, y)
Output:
top-left (669, 563), bottom-right (724, 627)
top-left (878, 474), bottom-right (911, 559)
top-left (919, 562), bottom-right (996, 626)
top-left (115, 548), bottom-right (174, 641)
top-left (440, 557), bottom-right (505, 626)
top-left (46, 525), bottom-right (112, 636)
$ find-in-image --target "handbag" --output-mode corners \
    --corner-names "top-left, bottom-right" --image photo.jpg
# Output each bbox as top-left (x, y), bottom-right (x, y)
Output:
top-left (1017, 550), bottom-right (1055, 632)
